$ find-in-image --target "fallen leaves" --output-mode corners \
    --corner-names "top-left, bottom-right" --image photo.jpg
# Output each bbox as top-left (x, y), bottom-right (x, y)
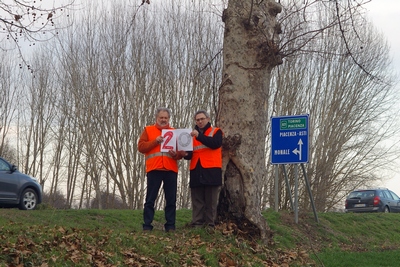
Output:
top-left (0, 221), bottom-right (313, 267)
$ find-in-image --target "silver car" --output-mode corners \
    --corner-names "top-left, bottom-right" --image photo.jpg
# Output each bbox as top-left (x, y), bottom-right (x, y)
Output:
top-left (0, 157), bottom-right (42, 210)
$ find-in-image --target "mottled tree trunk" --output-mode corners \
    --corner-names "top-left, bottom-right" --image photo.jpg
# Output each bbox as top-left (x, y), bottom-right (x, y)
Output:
top-left (216, 0), bottom-right (282, 242)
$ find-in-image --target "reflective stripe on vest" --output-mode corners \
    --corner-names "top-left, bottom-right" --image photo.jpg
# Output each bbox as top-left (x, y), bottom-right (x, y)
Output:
top-left (145, 152), bottom-right (174, 161)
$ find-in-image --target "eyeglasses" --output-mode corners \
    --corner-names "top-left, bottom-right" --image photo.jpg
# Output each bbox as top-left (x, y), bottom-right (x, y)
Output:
top-left (196, 117), bottom-right (207, 122)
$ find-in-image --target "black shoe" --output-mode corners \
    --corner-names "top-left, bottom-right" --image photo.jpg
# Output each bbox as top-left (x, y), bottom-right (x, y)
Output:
top-left (190, 223), bottom-right (204, 228)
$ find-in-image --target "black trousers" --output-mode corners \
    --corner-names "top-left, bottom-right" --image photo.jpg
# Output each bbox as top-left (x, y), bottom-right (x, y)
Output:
top-left (143, 170), bottom-right (177, 231)
top-left (191, 185), bottom-right (220, 226)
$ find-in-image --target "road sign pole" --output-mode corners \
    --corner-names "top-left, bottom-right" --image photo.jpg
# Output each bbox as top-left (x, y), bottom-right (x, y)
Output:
top-left (274, 165), bottom-right (279, 212)
top-left (294, 164), bottom-right (298, 224)
top-left (282, 165), bottom-right (294, 211)
top-left (301, 163), bottom-right (319, 223)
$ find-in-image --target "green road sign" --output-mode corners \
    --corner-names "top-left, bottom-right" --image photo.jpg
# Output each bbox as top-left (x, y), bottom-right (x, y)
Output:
top-left (280, 118), bottom-right (306, 130)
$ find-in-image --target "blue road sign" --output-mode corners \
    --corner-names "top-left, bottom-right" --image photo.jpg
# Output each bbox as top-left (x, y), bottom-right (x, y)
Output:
top-left (271, 115), bottom-right (309, 164)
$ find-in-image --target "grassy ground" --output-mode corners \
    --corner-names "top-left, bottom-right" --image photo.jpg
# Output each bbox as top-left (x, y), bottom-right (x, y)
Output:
top-left (0, 208), bottom-right (400, 266)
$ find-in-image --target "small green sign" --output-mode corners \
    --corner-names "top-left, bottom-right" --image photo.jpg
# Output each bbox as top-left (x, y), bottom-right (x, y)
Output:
top-left (280, 118), bottom-right (306, 130)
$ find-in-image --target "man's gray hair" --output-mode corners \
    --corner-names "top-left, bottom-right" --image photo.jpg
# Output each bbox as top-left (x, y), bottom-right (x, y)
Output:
top-left (193, 109), bottom-right (209, 119)
top-left (155, 107), bottom-right (171, 118)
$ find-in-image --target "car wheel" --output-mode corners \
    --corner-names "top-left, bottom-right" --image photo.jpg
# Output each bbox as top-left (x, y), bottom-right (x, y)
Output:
top-left (384, 206), bottom-right (390, 213)
top-left (19, 188), bottom-right (38, 210)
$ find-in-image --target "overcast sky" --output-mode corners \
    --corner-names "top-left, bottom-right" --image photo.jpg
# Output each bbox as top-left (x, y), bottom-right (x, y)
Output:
top-left (366, 0), bottom-right (400, 74)
top-left (366, 0), bottom-right (400, 194)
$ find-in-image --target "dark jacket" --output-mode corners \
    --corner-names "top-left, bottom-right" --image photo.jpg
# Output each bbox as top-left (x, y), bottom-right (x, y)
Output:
top-left (184, 123), bottom-right (223, 188)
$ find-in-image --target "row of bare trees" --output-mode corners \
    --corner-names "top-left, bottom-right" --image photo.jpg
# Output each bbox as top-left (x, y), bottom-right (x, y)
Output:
top-left (0, 0), bottom-right (397, 211)
top-left (267, 1), bottom-right (399, 211)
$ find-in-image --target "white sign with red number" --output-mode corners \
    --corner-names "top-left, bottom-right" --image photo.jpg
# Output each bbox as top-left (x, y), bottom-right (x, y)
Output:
top-left (161, 129), bottom-right (193, 152)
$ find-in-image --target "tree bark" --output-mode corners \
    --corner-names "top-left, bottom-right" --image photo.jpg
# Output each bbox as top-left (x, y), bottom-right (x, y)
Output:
top-left (217, 0), bottom-right (282, 242)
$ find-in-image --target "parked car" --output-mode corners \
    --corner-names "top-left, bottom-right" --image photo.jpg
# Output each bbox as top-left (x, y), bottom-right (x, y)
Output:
top-left (0, 157), bottom-right (42, 210)
top-left (345, 188), bottom-right (400, 213)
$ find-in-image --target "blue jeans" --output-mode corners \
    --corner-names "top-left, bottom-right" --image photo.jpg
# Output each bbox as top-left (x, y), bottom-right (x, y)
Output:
top-left (143, 170), bottom-right (177, 231)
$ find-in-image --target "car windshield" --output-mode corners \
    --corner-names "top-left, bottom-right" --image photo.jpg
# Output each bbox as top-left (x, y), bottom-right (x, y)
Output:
top-left (348, 190), bottom-right (375, 198)
top-left (0, 158), bottom-right (10, 171)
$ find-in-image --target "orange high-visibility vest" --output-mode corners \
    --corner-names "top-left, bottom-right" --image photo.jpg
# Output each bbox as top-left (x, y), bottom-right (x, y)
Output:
top-left (190, 127), bottom-right (222, 170)
top-left (144, 125), bottom-right (178, 173)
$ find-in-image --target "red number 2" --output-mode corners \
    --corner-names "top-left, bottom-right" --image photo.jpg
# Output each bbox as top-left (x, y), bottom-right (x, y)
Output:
top-left (162, 131), bottom-right (174, 150)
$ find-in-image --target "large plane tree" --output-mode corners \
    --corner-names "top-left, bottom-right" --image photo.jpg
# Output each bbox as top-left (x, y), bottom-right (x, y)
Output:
top-left (216, 0), bottom-right (283, 241)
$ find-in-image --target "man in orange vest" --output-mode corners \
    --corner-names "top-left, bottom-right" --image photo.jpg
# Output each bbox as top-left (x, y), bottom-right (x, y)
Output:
top-left (183, 110), bottom-right (223, 228)
top-left (138, 107), bottom-right (185, 232)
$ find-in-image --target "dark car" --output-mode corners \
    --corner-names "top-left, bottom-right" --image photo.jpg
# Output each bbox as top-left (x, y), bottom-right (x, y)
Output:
top-left (0, 157), bottom-right (42, 210)
top-left (345, 188), bottom-right (400, 213)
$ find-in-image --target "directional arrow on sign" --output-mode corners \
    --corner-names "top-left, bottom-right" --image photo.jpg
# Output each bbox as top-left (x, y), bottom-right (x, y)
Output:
top-left (292, 139), bottom-right (303, 161)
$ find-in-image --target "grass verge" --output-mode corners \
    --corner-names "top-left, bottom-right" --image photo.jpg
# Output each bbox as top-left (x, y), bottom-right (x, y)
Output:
top-left (1, 208), bottom-right (400, 266)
